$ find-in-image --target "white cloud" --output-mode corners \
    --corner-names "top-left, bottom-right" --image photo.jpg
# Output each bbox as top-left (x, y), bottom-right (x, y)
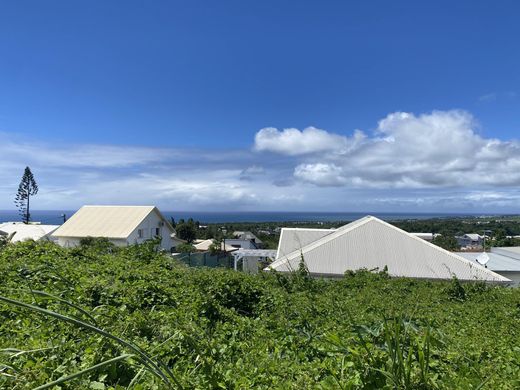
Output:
top-left (3, 109), bottom-right (520, 213)
top-left (294, 163), bottom-right (347, 186)
top-left (256, 110), bottom-right (520, 189)
top-left (254, 126), bottom-right (364, 156)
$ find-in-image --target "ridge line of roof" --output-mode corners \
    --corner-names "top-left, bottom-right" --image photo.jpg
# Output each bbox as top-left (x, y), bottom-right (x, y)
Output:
top-left (270, 216), bottom-right (375, 269)
top-left (269, 216), bottom-right (509, 282)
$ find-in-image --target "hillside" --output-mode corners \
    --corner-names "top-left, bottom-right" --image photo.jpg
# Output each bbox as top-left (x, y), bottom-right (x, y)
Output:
top-left (0, 240), bottom-right (519, 389)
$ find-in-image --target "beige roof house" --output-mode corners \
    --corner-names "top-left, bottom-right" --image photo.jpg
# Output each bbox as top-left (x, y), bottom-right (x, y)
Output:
top-left (268, 216), bottom-right (510, 284)
top-left (52, 205), bottom-right (175, 250)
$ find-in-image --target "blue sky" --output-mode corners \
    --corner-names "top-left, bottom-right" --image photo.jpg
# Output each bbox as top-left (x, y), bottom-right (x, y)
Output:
top-left (1, 1), bottom-right (520, 212)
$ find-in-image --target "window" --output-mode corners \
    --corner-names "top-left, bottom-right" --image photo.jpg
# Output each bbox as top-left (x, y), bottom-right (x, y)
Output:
top-left (137, 229), bottom-right (144, 238)
top-left (152, 228), bottom-right (161, 237)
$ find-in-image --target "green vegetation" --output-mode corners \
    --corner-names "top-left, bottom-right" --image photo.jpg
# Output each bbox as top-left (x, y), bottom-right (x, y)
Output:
top-left (174, 219), bottom-right (198, 243)
top-left (1, 240), bottom-right (519, 389)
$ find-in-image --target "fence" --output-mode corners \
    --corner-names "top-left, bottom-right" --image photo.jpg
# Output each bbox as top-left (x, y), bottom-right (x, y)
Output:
top-left (174, 252), bottom-right (234, 269)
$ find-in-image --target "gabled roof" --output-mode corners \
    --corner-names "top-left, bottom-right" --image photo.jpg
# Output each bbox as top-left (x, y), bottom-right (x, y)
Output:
top-left (276, 228), bottom-right (336, 259)
top-left (0, 223), bottom-right (59, 242)
top-left (52, 205), bottom-right (174, 239)
top-left (232, 231), bottom-right (263, 243)
top-left (268, 216), bottom-right (509, 283)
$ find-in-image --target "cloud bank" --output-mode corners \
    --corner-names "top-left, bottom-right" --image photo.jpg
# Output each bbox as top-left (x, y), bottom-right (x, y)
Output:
top-left (1, 109), bottom-right (520, 212)
top-left (255, 110), bottom-right (520, 189)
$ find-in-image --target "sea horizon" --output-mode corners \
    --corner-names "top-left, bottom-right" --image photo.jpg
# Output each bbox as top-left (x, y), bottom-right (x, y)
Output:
top-left (1, 209), bottom-right (519, 225)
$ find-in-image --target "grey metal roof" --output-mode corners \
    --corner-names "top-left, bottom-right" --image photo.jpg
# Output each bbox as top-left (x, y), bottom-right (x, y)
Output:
top-left (456, 251), bottom-right (520, 272)
top-left (492, 247), bottom-right (520, 259)
top-left (269, 216), bottom-right (509, 283)
top-left (233, 249), bottom-right (277, 258)
top-left (276, 228), bottom-right (336, 259)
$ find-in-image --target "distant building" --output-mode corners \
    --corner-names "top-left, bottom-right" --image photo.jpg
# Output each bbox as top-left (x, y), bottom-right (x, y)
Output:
top-left (193, 239), bottom-right (238, 253)
top-left (227, 231), bottom-right (263, 249)
top-left (268, 216), bottom-right (508, 284)
top-left (456, 247), bottom-right (520, 286)
top-left (409, 232), bottom-right (440, 242)
top-left (52, 205), bottom-right (175, 251)
top-left (456, 234), bottom-right (484, 248)
top-left (0, 222), bottom-right (59, 243)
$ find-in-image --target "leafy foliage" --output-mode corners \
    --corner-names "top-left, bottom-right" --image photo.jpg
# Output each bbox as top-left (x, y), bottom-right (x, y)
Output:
top-left (175, 243), bottom-right (195, 253)
top-left (174, 219), bottom-right (198, 243)
top-left (0, 241), bottom-right (519, 389)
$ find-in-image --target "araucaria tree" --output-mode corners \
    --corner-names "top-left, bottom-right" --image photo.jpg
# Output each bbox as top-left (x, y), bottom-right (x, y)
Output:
top-left (14, 166), bottom-right (38, 224)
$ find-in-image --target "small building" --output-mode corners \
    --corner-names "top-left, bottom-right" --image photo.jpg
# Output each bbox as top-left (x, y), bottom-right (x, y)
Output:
top-left (226, 231), bottom-right (263, 249)
top-left (232, 249), bottom-right (277, 274)
top-left (170, 235), bottom-right (187, 252)
top-left (52, 205), bottom-right (175, 251)
top-left (193, 239), bottom-right (238, 253)
top-left (268, 216), bottom-right (509, 284)
top-left (456, 234), bottom-right (484, 249)
top-left (0, 222), bottom-right (59, 243)
top-left (409, 233), bottom-right (440, 242)
top-left (456, 247), bottom-right (520, 286)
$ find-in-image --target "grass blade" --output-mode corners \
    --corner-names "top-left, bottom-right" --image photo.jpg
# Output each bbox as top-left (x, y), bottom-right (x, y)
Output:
top-left (33, 353), bottom-right (132, 390)
top-left (0, 295), bottom-right (182, 389)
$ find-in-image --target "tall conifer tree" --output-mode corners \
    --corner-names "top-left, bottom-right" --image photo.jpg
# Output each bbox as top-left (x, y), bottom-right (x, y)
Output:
top-left (14, 167), bottom-right (38, 224)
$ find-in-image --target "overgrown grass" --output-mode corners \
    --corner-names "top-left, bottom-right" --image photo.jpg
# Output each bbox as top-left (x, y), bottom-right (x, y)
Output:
top-left (0, 240), bottom-right (519, 389)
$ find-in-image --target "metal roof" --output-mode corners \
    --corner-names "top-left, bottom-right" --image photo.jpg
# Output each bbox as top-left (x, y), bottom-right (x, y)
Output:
top-left (268, 216), bottom-right (509, 283)
top-left (0, 223), bottom-right (59, 242)
top-left (52, 205), bottom-right (174, 239)
top-left (492, 247), bottom-right (520, 259)
top-left (276, 228), bottom-right (336, 259)
top-left (194, 239), bottom-right (238, 252)
top-left (233, 249), bottom-right (277, 258)
top-left (456, 250), bottom-right (520, 272)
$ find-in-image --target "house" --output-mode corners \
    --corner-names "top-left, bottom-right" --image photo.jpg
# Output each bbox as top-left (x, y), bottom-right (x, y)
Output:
top-left (456, 233), bottom-right (484, 248)
top-left (52, 205), bottom-right (175, 251)
top-left (456, 247), bottom-right (520, 286)
top-left (0, 222), bottom-right (59, 243)
top-left (193, 239), bottom-right (238, 252)
top-left (268, 216), bottom-right (509, 284)
top-left (170, 235), bottom-right (187, 252)
top-left (226, 231), bottom-right (263, 249)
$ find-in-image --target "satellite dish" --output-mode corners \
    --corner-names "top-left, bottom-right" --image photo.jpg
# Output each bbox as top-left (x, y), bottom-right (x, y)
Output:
top-left (476, 252), bottom-right (490, 266)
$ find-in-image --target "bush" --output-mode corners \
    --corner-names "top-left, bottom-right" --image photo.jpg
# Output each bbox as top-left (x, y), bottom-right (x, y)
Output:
top-left (0, 241), bottom-right (519, 389)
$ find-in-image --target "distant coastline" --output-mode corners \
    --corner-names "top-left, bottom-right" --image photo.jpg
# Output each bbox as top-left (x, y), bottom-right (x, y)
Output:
top-left (1, 210), bottom-right (518, 225)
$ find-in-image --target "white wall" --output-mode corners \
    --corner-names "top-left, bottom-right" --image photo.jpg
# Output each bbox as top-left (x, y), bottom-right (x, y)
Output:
top-left (56, 237), bottom-right (127, 248)
top-left (55, 210), bottom-right (174, 251)
top-left (127, 210), bottom-right (173, 251)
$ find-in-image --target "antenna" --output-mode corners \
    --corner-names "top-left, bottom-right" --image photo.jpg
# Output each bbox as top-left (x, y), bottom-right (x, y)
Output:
top-left (476, 252), bottom-right (490, 267)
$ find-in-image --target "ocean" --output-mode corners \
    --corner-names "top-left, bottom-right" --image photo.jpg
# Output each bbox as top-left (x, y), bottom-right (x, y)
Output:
top-left (0, 210), bottom-right (502, 225)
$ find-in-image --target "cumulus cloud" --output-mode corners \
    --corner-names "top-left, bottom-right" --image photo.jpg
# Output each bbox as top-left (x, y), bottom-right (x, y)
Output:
top-left (256, 110), bottom-right (520, 189)
top-left (294, 163), bottom-right (347, 186)
top-left (254, 126), bottom-right (365, 156)
top-left (3, 109), bottom-right (520, 213)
